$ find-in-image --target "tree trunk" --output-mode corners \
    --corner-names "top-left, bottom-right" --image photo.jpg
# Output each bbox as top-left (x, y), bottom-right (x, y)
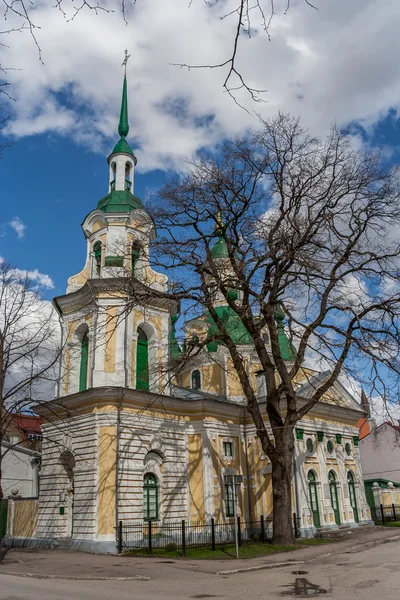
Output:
top-left (271, 436), bottom-right (295, 545)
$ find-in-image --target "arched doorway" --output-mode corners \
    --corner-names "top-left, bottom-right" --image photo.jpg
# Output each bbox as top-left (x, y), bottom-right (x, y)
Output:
top-left (329, 470), bottom-right (341, 526)
top-left (308, 470), bottom-right (321, 529)
top-left (136, 326), bottom-right (149, 391)
top-left (347, 471), bottom-right (359, 523)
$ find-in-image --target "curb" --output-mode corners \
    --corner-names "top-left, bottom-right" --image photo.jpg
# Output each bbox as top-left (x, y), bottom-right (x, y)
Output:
top-left (0, 571), bottom-right (150, 581)
top-left (307, 533), bottom-right (400, 561)
top-left (216, 560), bottom-right (304, 575)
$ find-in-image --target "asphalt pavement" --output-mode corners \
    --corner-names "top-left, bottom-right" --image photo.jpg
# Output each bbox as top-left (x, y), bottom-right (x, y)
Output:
top-left (1, 537), bottom-right (399, 599)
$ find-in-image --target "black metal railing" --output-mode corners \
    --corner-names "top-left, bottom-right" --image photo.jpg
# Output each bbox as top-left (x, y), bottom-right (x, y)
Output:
top-left (370, 504), bottom-right (400, 525)
top-left (116, 513), bottom-right (300, 554)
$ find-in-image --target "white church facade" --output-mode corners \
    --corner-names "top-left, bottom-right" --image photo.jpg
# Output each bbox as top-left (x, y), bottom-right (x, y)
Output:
top-left (31, 75), bottom-right (372, 552)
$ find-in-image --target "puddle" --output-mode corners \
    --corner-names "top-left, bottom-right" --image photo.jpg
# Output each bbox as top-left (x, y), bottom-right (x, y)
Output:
top-left (281, 578), bottom-right (328, 596)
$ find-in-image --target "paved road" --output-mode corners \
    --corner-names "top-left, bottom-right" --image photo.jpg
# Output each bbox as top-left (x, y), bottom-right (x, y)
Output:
top-left (1, 539), bottom-right (399, 599)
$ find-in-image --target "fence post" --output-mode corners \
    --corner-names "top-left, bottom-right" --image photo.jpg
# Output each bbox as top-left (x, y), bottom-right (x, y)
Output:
top-left (380, 504), bottom-right (385, 525)
top-left (237, 516), bottom-right (242, 547)
top-left (117, 520), bottom-right (123, 554)
top-left (293, 512), bottom-right (299, 539)
top-left (148, 520), bottom-right (152, 554)
top-left (211, 518), bottom-right (216, 551)
top-left (260, 515), bottom-right (265, 543)
top-left (181, 520), bottom-right (186, 557)
top-left (392, 503), bottom-right (397, 521)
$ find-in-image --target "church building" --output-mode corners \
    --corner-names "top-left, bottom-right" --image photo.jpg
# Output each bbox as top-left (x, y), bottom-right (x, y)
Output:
top-left (35, 75), bottom-right (372, 552)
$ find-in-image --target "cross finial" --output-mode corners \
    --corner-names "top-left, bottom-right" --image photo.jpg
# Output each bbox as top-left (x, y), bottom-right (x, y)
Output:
top-left (121, 49), bottom-right (131, 76)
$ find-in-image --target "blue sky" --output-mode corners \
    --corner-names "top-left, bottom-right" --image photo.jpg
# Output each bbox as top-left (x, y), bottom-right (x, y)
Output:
top-left (0, 131), bottom-right (167, 299)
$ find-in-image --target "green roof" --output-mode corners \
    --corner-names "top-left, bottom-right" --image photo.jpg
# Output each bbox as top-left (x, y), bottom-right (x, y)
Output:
top-left (97, 189), bottom-right (143, 213)
top-left (206, 305), bottom-right (253, 346)
top-left (211, 236), bottom-right (229, 259)
top-left (111, 137), bottom-right (135, 157)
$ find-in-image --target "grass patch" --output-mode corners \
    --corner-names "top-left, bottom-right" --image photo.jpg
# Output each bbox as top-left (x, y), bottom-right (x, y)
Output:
top-left (125, 538), bottom-right (336, 560)
top-left (377, 521), bottom-right (400, 527)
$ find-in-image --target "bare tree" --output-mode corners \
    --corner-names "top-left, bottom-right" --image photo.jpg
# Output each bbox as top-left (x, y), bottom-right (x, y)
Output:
top-left (140, 114), bottom-right (400, 544)
top-left (0, 261), bottom-right (61, 509)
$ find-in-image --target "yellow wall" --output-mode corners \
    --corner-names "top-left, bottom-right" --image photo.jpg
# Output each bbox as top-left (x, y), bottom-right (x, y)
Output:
top-left (12, 499), bottom-right (38, 537)
top-left (98, 426), bottom-right (117, 535)
top-left (187, 434), bottom-right (205, 523)
top-left (104, 307), bottom-right (117, 373)
top-left (202, 364), bottom-right (222, 394)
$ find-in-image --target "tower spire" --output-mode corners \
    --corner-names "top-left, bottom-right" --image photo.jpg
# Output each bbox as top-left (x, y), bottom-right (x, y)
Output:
top-left (118, 75), bottom-right (129, 138)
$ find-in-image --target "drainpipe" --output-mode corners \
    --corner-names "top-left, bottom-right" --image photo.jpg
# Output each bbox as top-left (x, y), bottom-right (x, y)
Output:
top-left (115, 388), bottom-right (125, 538)
top-left (123, 303), bottom-right (129, 387)
top-left (243, 407), bottom-right (253, 530)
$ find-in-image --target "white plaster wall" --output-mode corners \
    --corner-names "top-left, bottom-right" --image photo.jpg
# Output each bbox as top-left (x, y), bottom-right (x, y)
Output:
top-left (1, 443), bottom-right (39, 497)
top-left (360, 424), bottom-right (400, 483)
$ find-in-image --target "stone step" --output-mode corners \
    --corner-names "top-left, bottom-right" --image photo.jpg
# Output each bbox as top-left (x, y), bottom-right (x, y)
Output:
top-left (316, 525), bottom-right (375, 539)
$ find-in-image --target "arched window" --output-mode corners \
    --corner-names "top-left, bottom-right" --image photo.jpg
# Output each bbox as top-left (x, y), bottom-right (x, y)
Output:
top-left (93, 241), bottom-right (102, 276)
top-left (125, 162), bottom-right (132, 191)
top-left (136, 326), bottom-right (149, 391)
top-left (308, 470), bottom-right (320, 528)
top-left (191, 370), bottom-right (201, 390)
top-left (131, 241), bottom-right (141, 277)
top-left (143, 473), bottom-right (158, 521)
top-left (329, 470), bottom-right (341, 526)
top-left (110, 162), bottom-right (116, 191)
top-left (347, 471), bottom-right (359, 523)
top-left (79, 332), bottom-right (89, 392)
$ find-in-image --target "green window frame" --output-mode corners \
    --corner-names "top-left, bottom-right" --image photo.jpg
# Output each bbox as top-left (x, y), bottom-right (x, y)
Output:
top-left (79, 332), bottom-right (89, 392)
top-left (306, 438), bottom-right (315, 454)
top-left (223, 441), bottom-right (233, 457)
top-left (191, 370), bottom-right (201, 390)
top-left (225, 483), bottom-right (234, 517)
top-left (93, 241), bottom-right (102, 275)
top-left (136, 327), bottom-right (149, 391)
top-left (143, 473), bottom-right (159, 521)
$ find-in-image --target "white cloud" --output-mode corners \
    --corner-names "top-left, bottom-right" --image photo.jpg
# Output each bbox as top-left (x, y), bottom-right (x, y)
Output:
top-left (3, 1), bottom-right (400, 172)
top-left (9, 217), bottom-right (26, 239)
top-left (0, 257), bottom-right (54, 289)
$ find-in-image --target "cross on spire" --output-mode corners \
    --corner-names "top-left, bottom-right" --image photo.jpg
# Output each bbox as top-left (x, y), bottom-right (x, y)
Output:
top-left (121, 49), bottom-right (131, 77)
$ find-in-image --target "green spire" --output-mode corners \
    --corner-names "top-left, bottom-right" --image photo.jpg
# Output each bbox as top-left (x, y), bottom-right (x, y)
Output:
top-left (111, 75), bottom-right (135, 158)
top-left (274, 303), bottom-right (297, 361)
top-left (118, 76), bottom-right (129, 138)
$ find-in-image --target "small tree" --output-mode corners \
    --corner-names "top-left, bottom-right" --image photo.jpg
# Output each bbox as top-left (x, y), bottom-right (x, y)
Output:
top-left (0, 261), bottom-right (61, 508)
top-left (148, 114), bottom-right (400, 544)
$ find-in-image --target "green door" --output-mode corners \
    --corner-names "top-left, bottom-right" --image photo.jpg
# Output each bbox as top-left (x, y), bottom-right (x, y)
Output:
top-left (348, 472), bottom-right (359, 523)
top-left (329, 471), bottom-right (341, 526)
top-left (136, 327), bottom-right (149, 391)
top-left (308, 471), bottom-right (321, 529)
top-left (0, 500), bottom-right (8, 540)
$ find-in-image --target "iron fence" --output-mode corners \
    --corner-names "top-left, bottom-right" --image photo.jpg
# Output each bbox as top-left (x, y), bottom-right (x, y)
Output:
top-left (370, 504), bottom-right (400, 524)
top-left (116, 513), bottom-right (300, 554)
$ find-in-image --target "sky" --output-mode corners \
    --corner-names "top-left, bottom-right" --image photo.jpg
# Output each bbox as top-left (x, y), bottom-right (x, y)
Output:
top-left (2, 0), bottom-right (400, 417)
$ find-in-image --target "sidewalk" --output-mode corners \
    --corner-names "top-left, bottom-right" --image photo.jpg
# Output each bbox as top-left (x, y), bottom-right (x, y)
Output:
top-left (0, 527), bottom-right (399, 581)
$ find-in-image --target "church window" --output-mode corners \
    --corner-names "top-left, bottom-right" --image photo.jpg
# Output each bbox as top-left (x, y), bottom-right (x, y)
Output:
top-left (131, 242), bottom-right (141, 277)
top-left (79, 332), bottom-right (89, 392)
top-left (136, 326), bottom-right (150, 391)
top-left (224, 481), bottom-right (234, 517)
top-left (327, 440), bottom-right (334, 455)
top-left (93, 241), bottom-right (102, 276)
top-left (263, 332), bottom-right (270, 346)
top-left (306, 437), bottom-right (315, 454)
top-left (110, 162), bottom-right (116, 191)
top-left (345, 442), bottom-right (352, 456)
top-left (125, 162), bottom-right (132, 191)
top-left (223, 441), bottom-right (233, 457)
top-left (143, 473), bottom-right (159, 521)
top-left (191, 369), bottom-right (201, 390)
